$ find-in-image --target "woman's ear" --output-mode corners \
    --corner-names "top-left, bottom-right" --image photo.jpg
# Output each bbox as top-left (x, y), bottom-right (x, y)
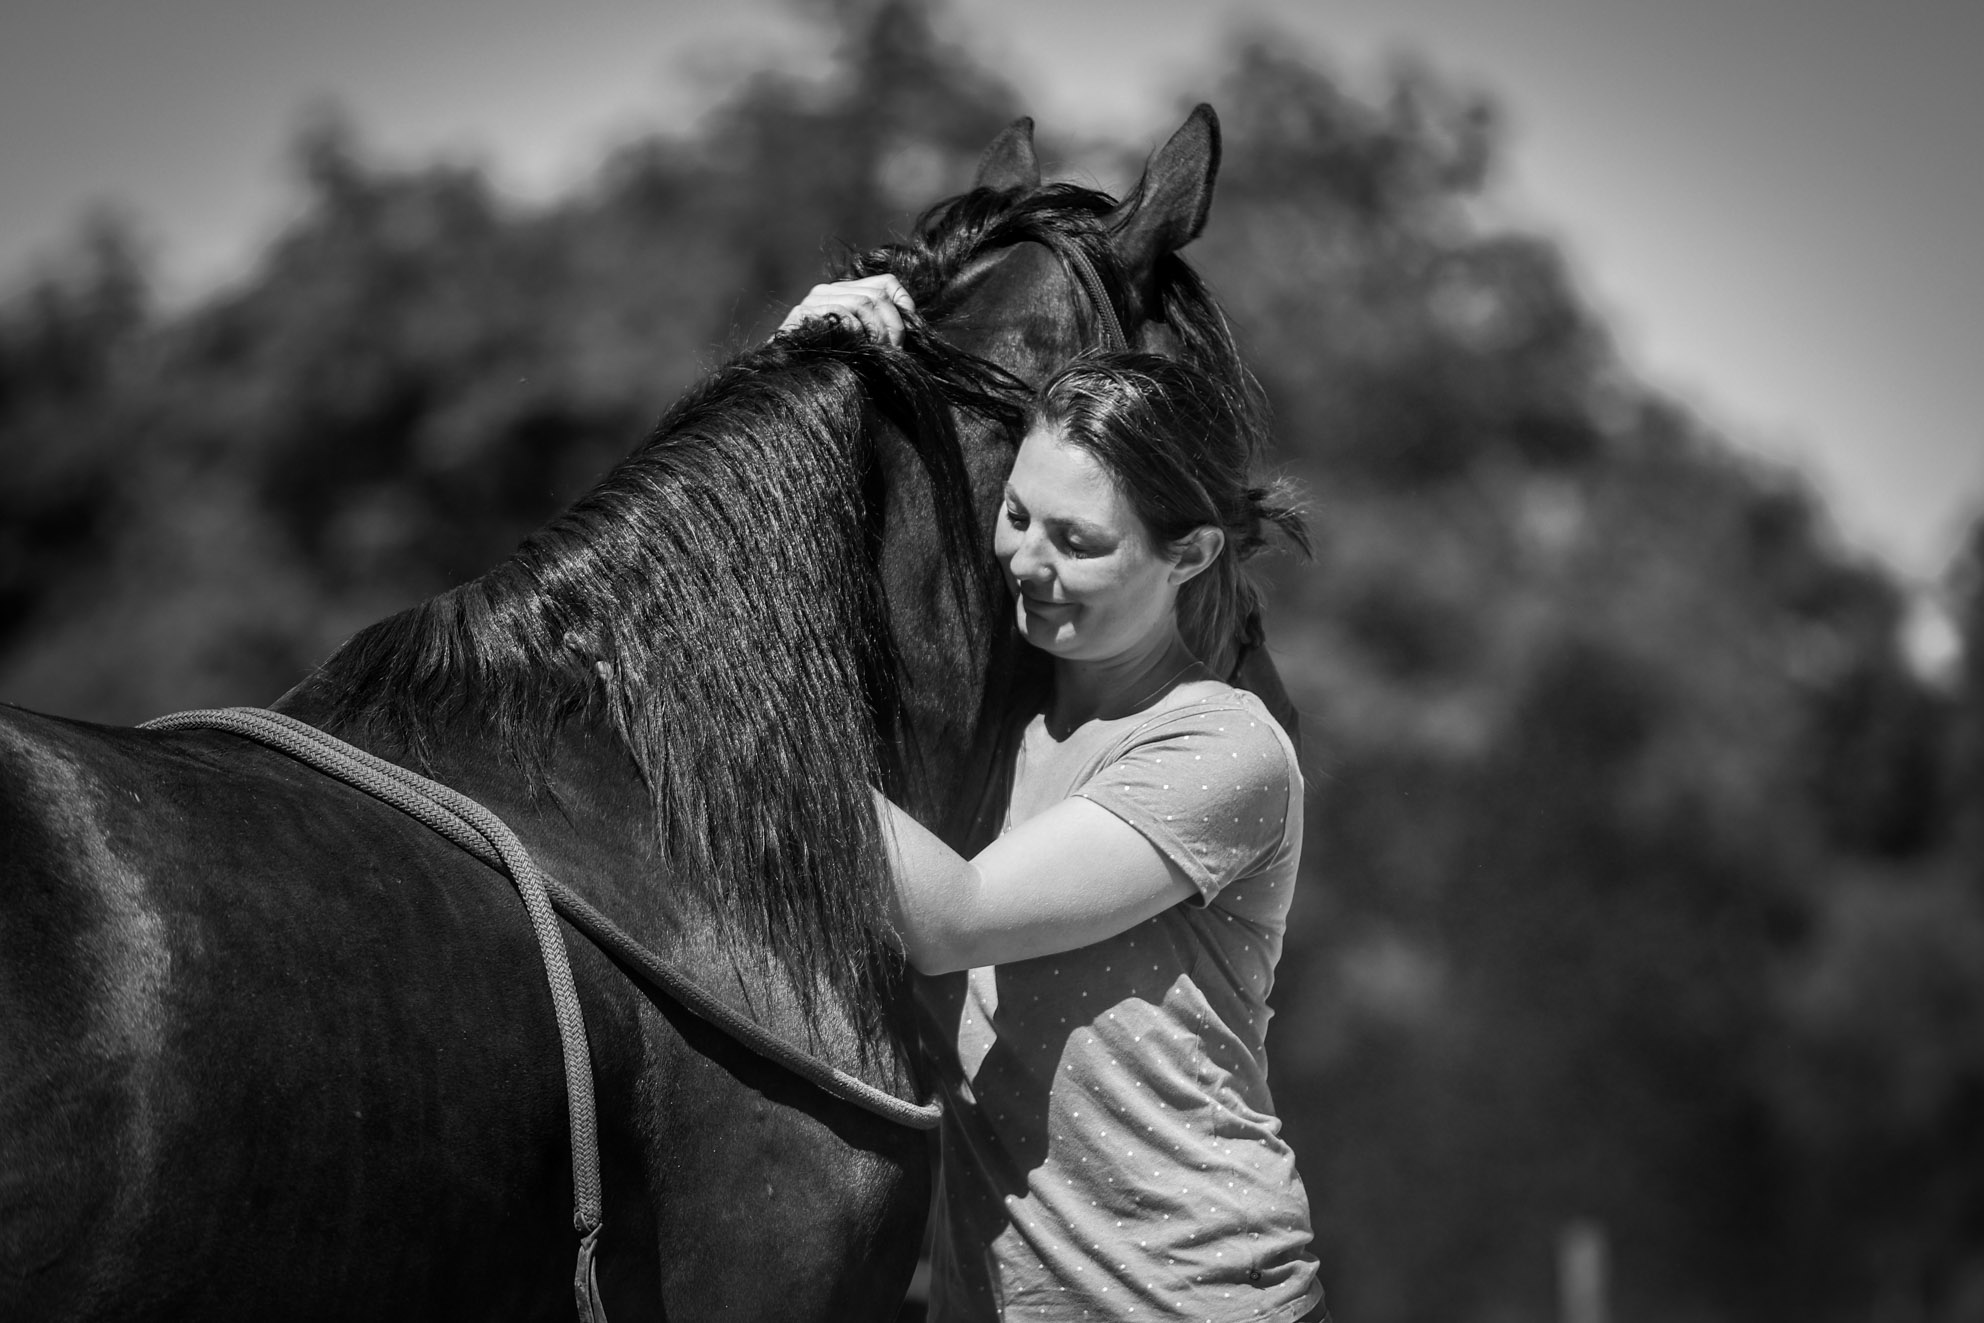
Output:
top-left (1168, 526), bottom-right (1225, 585)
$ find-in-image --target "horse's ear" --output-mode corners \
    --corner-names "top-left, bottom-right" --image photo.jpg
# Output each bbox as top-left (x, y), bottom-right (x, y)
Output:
top-left (1108, 103), bottom-right (1221, 277)
top-left (975, 117), bottom-right (1040, 193)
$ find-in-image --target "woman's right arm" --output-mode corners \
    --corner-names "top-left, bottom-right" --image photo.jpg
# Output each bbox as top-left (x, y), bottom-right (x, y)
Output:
top-left (873, 791), bottom-right (1198, 976)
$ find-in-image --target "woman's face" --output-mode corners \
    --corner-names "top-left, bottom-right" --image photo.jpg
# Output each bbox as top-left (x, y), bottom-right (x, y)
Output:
top-left (993, 423), bottom-right (1185, 663)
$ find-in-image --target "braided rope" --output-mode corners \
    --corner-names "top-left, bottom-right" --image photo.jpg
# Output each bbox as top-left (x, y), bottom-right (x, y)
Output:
top-left (142, 706), bottom-right (605, 1232)
top-left (535, 874), bottom-right (937, 1128)
top-left (141, 707), bottom-right (940, 1130)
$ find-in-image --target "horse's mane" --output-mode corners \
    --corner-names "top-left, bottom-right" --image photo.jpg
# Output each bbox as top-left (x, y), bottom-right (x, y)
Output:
top-left (309, 329), bottom-right (1019, 1021)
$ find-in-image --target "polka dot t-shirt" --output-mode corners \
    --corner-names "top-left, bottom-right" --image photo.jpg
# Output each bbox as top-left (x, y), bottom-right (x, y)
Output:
top-left (918, 682), bottom-right (1323, 1323)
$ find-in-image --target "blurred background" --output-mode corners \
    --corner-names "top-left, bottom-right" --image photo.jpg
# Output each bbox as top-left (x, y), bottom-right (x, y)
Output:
top-left (3, 0), bottom-right (1981, 1318)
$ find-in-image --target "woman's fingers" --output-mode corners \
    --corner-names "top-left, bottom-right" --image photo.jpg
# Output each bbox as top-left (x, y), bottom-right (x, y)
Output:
top-left (776, 276), bottom-right (916, 346)
top-left (862, 273), bottom-right (917, 314)
top-left (779, 286), bottom-right (905, 344)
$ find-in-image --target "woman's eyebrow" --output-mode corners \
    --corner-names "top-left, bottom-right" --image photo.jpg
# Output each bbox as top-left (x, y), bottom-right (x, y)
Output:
top-left (1043, 513), bottom-right (1114, 542)
top-left (1003, 487), bottom-right (1113, 543)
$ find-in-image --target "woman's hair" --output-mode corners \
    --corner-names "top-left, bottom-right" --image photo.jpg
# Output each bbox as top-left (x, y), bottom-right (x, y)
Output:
top-left (1031, 352), bottom-right (1310, 672)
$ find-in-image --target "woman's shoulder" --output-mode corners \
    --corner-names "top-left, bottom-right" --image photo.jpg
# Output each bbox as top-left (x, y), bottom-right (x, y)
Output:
top-left (1075, 679), bottom-right (1302, 900)
top-left (1132, 680), bottom-right (1296, 751)
top-left (1104, 680), bottom-right (1302, 789)
top-left (1022, 678), bottom-right (1301, 794)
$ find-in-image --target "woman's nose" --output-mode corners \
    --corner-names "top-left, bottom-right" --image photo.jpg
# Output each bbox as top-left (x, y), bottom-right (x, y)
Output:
top-left (1006, 528), bottom-right (1053, 583)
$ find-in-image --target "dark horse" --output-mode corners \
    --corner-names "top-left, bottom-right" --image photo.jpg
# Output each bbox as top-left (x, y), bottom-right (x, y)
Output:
top-left (0, 108), bottom-right (1288, 1320)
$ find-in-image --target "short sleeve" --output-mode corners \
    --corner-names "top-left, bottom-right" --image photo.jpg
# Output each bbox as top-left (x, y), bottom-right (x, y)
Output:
top-left (1074, 699), bottom-right (1297, 904)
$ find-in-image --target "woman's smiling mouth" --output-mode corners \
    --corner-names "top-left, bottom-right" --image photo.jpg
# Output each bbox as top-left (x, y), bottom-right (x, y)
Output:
top-left (1019, 593), bottom-right (1076, 617)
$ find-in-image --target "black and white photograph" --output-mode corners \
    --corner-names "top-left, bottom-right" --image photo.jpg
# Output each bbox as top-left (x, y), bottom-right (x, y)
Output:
top-left (3, 2), bottom-right (1980, 1319)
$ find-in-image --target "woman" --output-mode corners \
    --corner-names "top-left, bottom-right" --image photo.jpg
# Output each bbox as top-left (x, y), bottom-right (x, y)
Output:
top-left (782, 278), bottom-right (1326, 1323)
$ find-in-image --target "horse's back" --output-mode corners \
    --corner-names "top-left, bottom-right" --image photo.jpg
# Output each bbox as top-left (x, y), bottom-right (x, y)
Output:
top-left (0, 707), bottom-right (176, 1309)
top-left (0, 705), bottom-right (581, 1319)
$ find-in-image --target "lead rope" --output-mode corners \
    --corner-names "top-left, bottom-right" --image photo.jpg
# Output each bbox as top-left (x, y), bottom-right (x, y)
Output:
top-left (140, 707), bottom-right (609, 1322)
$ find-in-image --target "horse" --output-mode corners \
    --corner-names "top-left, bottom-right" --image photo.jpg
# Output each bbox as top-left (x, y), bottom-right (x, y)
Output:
top-left (0, 105), bottom-right (1289, 1320)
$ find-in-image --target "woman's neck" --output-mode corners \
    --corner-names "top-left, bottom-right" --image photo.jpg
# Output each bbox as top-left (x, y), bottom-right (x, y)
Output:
top-left (1048, 632), bottom-right (1206, 734)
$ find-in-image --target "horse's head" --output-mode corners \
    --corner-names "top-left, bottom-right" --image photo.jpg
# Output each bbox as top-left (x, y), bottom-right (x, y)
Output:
top-left (897, 105), bottom-right (1233, 382)
top-left (845, 106), bottom-right (1295, 846)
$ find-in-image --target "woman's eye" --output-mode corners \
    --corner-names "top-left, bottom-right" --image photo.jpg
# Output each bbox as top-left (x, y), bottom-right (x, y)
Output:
top-left (1003, 503), bottom-right (1027, 529)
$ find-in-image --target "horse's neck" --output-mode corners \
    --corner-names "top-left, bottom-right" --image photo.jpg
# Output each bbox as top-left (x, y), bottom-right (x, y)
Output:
top-left (271, 676), bottom-right (915, 1089)
top-left (273, 682), bottom-right (651, 887)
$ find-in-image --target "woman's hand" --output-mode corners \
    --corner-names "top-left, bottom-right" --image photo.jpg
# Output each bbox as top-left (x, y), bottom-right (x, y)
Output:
top-left (777, 274), bottom-right (916, 347)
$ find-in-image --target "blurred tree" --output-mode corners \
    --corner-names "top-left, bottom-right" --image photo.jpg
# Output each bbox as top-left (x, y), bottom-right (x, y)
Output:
top-left (1951, 520), bottom-right (1984, 869)
top-left (654, 0), bottom-right (1022, 329)
top-left (1749, 522), bottom-right (1984, 1317)
top-left (0, 209), bottom-right (150, 653)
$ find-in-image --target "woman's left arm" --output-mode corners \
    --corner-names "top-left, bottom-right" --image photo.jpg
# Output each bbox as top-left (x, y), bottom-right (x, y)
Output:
top-left (874, 792), bottom-right (1198, 975)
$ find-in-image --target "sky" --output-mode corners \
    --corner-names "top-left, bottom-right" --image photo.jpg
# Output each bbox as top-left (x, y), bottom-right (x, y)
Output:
top-left (3, 0), bottom-right (1979, 612)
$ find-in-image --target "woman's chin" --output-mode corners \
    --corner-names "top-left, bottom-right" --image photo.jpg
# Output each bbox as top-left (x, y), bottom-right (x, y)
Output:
top-left (1015, 602), bottom-right (1076, 652)
top-left (1019, 622), bottom-right (1070, 653)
